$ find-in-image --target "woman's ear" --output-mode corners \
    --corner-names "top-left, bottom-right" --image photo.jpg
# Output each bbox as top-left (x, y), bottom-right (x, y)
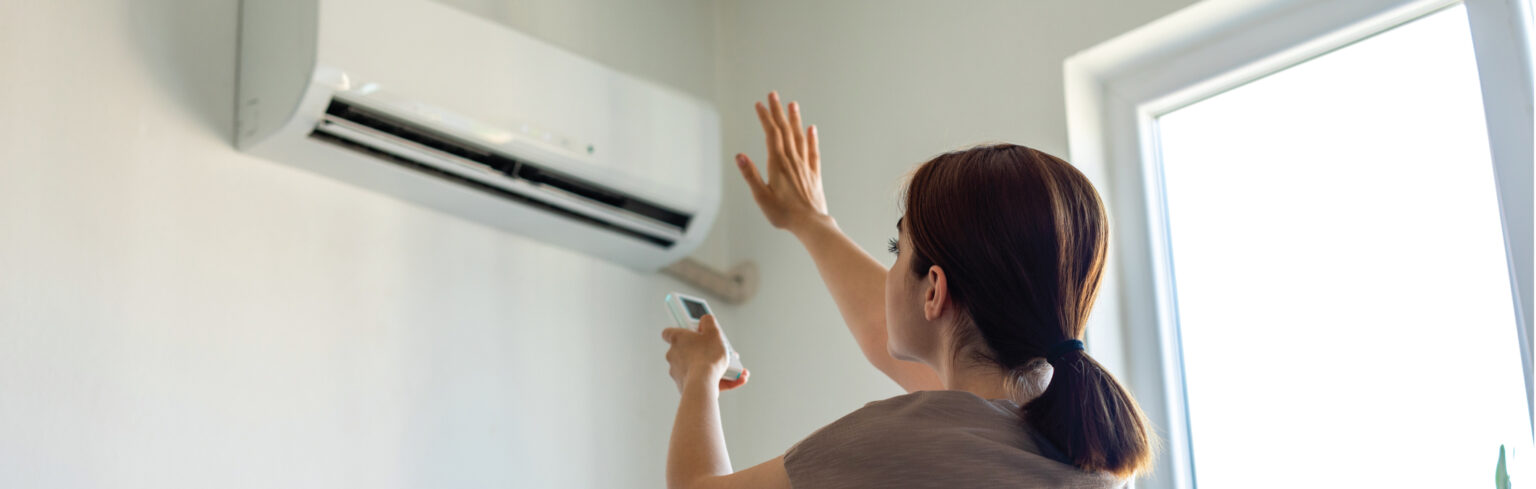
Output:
top-left (923, 265), bottom-right (949, 321)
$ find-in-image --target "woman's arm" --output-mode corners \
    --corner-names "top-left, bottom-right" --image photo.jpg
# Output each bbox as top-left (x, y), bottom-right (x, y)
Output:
top-left (735, 92), bottom-right (942, 393)
top-left (666, 377), bottom-right (733, 488)
top-left (665, 377), bottom-right (791, 489)
top-left (663, 316), bottom-right (790, 489)
top-left (788, 215), bottom-right (943, 393)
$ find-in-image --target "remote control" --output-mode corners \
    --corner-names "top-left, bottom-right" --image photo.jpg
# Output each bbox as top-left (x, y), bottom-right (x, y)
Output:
top-left (665, 292), bottom-right (745, 382)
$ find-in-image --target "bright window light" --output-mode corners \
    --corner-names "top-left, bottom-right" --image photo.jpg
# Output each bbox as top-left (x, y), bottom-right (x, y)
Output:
top-left (1154, 4), bottom-right (1530, 488)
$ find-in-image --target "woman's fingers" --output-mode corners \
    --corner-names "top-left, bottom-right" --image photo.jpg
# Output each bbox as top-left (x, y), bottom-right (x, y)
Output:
top-left (767, 92), bottom-right (797, 157)
top-left (697, 314), bottom-right (722, 339)
top-left (787, 101), bottom-right (805, 159)
top-left (806, 124), bottom-right (820, 173)
top-left (661, 327), bottom-right (692, 344)
top-left (735, 154), bottom-right (770, 202)
top-left (754, 102), bottom-right (783, 174)
top-left (719, 369), bottom-right (749, 391)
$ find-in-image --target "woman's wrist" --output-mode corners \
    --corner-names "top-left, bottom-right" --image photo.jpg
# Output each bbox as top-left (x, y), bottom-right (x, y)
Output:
top-left (788, 213), bottom-right (838, 240)
top-left (682, 373), bottom-right (721, 398)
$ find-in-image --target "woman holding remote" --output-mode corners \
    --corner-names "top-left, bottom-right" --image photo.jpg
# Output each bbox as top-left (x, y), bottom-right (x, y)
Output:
top-left (660, 92), bottom-right (1155, 489)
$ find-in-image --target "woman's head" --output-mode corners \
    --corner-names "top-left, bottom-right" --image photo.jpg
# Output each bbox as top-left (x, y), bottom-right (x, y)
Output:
top-left (884, 143), bottom-right (1155, 479)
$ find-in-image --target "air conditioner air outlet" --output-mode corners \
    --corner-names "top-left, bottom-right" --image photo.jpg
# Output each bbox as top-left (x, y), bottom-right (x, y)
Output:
top-left (316, 98), bottom-right (693, 236)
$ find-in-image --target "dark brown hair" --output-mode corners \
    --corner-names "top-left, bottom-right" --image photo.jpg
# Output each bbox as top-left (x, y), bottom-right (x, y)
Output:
top-left (902, 143), bottom-right (1155, 478)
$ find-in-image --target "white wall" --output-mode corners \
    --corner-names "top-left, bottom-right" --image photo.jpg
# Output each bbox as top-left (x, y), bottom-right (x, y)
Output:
top-left (710, 0), bottom-right (1199, 469)
top-left (0, 1), bottom-right (720, 487)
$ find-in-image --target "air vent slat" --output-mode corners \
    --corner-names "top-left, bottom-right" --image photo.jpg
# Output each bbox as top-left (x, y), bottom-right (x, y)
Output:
top-left (310, 130), bottom-right (676, 248)
top-left (314, 99), bottom-right (692, 247)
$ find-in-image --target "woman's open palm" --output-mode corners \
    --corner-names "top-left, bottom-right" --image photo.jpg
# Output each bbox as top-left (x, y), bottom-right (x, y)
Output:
top-left (735, 92), bottom-right (829, 233)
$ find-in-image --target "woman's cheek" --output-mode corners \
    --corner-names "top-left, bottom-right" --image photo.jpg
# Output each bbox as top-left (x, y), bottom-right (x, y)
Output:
top-left (884, 272), bottom-right (896, 323)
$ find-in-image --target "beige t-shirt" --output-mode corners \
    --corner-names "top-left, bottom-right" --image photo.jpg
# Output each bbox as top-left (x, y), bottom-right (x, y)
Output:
top-left (782, 390), bottom-right (1127, 489)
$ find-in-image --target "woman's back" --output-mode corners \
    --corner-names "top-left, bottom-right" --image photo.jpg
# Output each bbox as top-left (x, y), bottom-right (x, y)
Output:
top-left (783, 390), bottom-right (1126, 489)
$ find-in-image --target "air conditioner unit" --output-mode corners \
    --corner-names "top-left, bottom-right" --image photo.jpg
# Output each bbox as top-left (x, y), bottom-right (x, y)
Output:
top-left (234, 0), bottom-right (721, 271)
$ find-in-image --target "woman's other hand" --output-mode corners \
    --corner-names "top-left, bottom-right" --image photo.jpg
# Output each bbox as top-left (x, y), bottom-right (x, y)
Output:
top-left (662, 315), bottom-right (750, 393)
top-left (736, 91), bottom-right (830, 235)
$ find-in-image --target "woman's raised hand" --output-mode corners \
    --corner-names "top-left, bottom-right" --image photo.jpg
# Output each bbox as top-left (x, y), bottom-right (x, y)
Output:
top-left (735, 92), bottom-right (830, 234)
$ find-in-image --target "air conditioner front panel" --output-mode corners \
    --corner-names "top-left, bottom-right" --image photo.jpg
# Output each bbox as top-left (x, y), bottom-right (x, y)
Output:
top-left (236, 0), bottom-right (722, 271)
top-left (314, 0), bottom-right (716, 214)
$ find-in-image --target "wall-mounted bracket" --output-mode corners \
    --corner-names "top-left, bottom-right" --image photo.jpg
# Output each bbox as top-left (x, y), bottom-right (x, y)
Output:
top-left (662, 258), bottom-right (758, 304)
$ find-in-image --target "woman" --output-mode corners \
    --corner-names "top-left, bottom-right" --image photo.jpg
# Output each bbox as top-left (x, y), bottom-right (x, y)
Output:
top-left (660, 92), bottom-right (1156, 488)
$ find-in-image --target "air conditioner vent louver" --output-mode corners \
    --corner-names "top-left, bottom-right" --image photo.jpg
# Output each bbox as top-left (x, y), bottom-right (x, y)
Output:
top-left (309, 130), bottom-right (677, 248)
top-left (309, 99), bottom-right (691, 248)
top-left (513, 165), bottom-right (690, 229)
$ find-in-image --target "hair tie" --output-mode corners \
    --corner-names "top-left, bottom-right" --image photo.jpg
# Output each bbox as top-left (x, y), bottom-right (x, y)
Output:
top-left (1046, 339), bottom-right (1085, 364)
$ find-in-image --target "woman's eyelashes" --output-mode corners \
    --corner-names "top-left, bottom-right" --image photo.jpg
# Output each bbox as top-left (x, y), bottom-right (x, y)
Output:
top-left (887, 237), bottom-right (900, 255)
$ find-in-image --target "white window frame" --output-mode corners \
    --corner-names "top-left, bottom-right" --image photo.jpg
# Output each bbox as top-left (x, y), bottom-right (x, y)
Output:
top-left (1063, 0), bottom-right (1534, 487)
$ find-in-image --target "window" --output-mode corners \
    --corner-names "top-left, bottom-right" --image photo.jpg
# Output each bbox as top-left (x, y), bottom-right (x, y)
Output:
top-left (1065, 0), bottom-right (1534, 487)
top-left (1156, 5), bottom-right (1527, 487)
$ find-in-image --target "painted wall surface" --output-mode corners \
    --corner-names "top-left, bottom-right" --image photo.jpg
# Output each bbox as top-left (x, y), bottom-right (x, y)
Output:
top-left (0, 0), bottom-right (722, 487)
top-left (710, 0), bottom-right (1199, 469)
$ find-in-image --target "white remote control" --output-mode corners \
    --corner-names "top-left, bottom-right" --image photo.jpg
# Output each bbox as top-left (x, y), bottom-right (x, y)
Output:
top-left (665, 292), bottom-right (745, 382)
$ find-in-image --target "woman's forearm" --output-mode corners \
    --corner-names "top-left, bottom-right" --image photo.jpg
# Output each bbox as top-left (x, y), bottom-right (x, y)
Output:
top-left (791, 215), bottom-right (890, 356)
top-left (666, 378), bottom-right (730, 489)
top-left (790, 215), bottom-right (943, 392)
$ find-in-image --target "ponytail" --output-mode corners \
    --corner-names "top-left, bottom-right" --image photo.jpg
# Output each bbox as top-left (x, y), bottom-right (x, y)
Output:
top-left (903, 144), bottom-right (1157, 479)
top-left (1023, 349), bottom-right (1155, 478)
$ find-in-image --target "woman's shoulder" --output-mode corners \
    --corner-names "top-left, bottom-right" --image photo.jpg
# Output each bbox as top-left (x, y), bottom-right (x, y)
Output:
top-left (782, 390), bottom-right (1124, 488)
top-left (850, 389), bottom-right (1032, 430)
top-left (864, 389), bottom-right (1020, 413)
top-left (785, 390), bottom-right (1016, 453)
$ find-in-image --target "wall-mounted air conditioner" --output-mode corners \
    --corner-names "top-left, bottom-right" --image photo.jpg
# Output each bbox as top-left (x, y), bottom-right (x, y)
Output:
top-left (235, 0), bottom-right (721, 271)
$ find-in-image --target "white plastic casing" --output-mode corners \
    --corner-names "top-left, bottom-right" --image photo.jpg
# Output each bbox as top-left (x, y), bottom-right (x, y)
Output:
top-left (235, 0), bottom-right (721, 271)
top-left (665, 292), bottom-right (744, 382)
